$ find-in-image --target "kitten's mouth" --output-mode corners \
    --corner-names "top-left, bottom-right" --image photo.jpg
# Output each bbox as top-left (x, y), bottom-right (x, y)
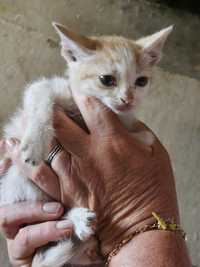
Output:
top-left (115, 103), bottom-right (134, 112)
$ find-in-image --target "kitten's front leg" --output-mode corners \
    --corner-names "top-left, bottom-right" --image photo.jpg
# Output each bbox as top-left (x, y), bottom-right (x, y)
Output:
top-left (20, 77), bottom-right (73, 165)
top-left (20, 126), bottom-right (54, 165)
top-left (20, 78), bottom-right (56, 165)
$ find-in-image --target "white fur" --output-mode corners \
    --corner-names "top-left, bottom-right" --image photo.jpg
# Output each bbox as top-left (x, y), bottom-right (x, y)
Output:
top-left (67, 207), bottom-right (96, 241)
top-left (32, 208), bottom-right (100, 267)
top-left (1, 77), bottom-right (99, 266)
top-left (0, 164), bottom-right (48, 205)
top-left (20, 77), bottom-right (73, 164)
top-left (0, 25), bottom-right (172, 266)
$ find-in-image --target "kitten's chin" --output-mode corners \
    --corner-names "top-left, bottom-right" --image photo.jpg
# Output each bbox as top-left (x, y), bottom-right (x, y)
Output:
top-left (102, 101), bottom-right (135, 114)
top-left (111, 106), bottom-right (135, 115)
top-left (112, 104), bottom-right (135, 114)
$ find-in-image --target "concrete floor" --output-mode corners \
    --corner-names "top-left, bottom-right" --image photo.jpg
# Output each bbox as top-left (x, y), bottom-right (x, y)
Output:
top-left (0, 0), bottom-right (199, 266)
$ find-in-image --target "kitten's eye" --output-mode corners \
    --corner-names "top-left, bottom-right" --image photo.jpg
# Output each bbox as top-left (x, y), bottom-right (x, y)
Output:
top-left (135, 76), bottom-right (148, 87)
top-left (99, 75), bottom-right (117, 87)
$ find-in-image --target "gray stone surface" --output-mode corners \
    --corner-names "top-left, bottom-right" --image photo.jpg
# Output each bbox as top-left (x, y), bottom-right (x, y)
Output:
top-left (0, 0), bottom-right (199, 266)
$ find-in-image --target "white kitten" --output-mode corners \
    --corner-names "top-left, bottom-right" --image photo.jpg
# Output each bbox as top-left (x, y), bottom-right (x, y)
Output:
top-left (0, 23), bottom-right (173, 267)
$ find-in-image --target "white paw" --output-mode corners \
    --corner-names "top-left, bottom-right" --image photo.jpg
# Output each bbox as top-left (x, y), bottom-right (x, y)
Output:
top-left (67, 208), bottom-right (96, 241)
top-left (20, 135), bottom-right (49, 165)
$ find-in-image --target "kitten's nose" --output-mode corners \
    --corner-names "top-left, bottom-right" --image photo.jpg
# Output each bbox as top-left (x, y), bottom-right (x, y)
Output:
top-left (120, 98), bottom-right (128, 104)
top-left (120, 94), bottom-right (134, 105)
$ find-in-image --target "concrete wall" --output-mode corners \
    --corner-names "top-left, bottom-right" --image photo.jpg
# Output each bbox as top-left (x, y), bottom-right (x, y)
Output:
top-left (0, 1), bottom-right (199, 266)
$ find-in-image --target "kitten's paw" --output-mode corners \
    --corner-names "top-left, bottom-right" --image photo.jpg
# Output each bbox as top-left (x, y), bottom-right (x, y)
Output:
top-left (67, 208), bottom-right (96, 241)
top-left (20, 142), bottom-right (42, 165)
top-left (20, 136), bottom-right (48, 165)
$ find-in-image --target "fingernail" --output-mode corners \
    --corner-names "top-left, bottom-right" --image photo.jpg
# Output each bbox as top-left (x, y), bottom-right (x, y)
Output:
top-left (43, 202), bottom-right (62, 213)
top-left (56, 220), bottom-right (73, 229)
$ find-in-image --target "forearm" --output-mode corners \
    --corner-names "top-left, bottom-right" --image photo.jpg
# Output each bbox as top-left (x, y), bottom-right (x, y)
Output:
top-left (109, 231), bottom-right (192, 267)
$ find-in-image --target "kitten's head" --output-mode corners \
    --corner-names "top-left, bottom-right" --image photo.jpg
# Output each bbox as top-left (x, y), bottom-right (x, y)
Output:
top-left (53, 23), bottom-right (173, 114)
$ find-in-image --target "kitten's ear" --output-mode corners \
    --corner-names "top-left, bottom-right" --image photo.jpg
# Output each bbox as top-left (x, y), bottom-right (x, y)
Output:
top-left (136, 26), bottom-right (173, 67)
top-left (52, 22), bottom-right (100, 62)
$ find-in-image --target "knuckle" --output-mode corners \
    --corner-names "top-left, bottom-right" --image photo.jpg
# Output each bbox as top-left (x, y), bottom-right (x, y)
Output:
top-left (0, 207), bottom-right (18, 239)
top-left (31, 165), bottom-right (46, 186)
top-left (16, 227), bottom-right (30, 248)
top-left (53, 118), bottom-right (63, 130)
top-left (4, 229), bottom-right (16, 239)
top-left (44, 221), bottom-right (54, 236)
top-left (26, 201), bottom-right (40, 216)
top-left (53, 110), bottom-right (66, 129)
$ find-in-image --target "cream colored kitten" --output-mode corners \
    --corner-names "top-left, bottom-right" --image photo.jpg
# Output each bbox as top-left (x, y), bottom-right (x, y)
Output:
top-left (0, 23), bottom-right (173, 267)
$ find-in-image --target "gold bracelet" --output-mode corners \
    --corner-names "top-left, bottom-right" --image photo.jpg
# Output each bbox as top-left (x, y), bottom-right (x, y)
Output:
top-left (105, 212), bottom-right (186, 266)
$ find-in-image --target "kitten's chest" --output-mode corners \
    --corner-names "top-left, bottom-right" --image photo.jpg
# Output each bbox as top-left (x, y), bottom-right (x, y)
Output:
top-left (118, 111), bottom-right (137, 131)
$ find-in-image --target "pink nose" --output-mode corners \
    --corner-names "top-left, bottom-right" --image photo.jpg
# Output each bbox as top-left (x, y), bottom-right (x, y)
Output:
top-left (120, 95), bottom-right (134, 105)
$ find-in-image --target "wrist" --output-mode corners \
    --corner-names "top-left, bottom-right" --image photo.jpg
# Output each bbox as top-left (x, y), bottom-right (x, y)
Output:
top-left (109, 230), bottom-right (192, 267)
top-left (98, 204), bottom-right (179, 257)
top-left (96, 153), bottom-right (181, 260)
top-left (97, 158), bottom-right (180, 257)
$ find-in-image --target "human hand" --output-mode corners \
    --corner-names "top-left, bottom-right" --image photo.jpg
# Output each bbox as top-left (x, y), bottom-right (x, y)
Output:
top-left (0, 141), bottom-right (74, 267)
top-left (0, 93), bottom-right (180, 260)
top-left (50, 92), bottom-right (180, 256)
top-left (0, 200), bottom-right (74, 267)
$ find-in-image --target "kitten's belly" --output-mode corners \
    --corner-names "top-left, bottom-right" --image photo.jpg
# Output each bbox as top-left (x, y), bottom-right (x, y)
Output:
top-left (2, 109), bottom-right (50, 204)
top-left (0, 164), bottom-right (49, 205)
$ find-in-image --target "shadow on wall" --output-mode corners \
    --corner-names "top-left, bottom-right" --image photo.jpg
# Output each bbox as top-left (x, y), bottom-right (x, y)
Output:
top-left (152, 0), bottom-right (200, 15)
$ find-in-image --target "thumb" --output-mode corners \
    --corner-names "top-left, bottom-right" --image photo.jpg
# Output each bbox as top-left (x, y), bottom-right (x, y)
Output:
top-left (73, 91), bottom-right (126, 136)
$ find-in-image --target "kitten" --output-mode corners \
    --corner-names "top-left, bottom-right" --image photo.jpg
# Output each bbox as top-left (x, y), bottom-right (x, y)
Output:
top-left (0, 23), bottom-right (173, 267)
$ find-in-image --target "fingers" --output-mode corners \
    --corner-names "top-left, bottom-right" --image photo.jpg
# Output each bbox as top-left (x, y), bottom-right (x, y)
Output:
top-left (72, 92), bottom-right (126, 136)
top-left (8, 219), bottom-right (73, 264)
top-left (54, 109), bottom-right (89, 156)
top-left (0, 201), bottom-right (64, 239)
top-left (26, 162), bottom-right (61, 201)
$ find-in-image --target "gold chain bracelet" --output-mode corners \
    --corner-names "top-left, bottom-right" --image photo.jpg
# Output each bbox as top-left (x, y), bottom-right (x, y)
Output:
top-left (105, 212), bottom-right (186, 266)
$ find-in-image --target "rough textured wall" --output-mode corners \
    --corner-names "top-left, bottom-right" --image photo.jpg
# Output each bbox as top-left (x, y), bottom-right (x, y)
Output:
top-left (0, 1), bottom-right (199, 266)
